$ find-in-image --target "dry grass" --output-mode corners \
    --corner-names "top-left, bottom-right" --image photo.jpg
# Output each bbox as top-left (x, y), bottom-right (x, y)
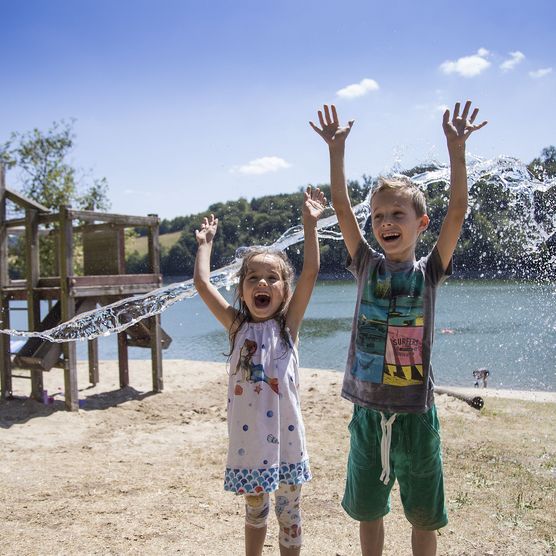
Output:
top-left (0, 361), bottom-right (554, 555)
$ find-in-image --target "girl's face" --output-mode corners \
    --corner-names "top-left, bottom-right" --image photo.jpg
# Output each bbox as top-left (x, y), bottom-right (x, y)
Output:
top-left (240, 254), bottom-right (286, 322)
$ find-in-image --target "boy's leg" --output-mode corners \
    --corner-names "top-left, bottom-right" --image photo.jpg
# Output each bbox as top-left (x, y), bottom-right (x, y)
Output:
top-left (394, 406), bottom-right (448, 554)
top-left (342, 405), bottom-right (394, 555)
top-left (411, 527), bottom-right (437, 556)
top-left (245, 492), bottom-right (269, 556)
top-left (360, 518), bottom-right (384, 556)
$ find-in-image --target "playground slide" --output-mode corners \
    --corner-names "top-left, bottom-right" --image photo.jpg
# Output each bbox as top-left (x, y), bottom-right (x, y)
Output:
top-left (126, 320), bottom-right (172, 350)
top-left (13, 298), bottom-right (95, 372)
top-left (13, 300), bottom-right (172, 372)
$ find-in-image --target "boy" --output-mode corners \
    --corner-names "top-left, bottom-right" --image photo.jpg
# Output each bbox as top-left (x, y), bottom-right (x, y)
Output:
top-left (310, 101), bottom-right (487, 556)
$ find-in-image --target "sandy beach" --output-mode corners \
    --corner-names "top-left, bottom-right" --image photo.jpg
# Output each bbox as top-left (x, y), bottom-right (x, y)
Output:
top-left (1, 359), bottom-right (554, 555)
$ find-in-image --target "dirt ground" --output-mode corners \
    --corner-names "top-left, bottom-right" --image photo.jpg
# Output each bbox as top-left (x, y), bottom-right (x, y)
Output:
top-left (1, 360), bottom-right (554, 555)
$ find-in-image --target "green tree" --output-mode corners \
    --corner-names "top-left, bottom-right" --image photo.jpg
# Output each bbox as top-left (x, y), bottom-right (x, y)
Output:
top-left (1, 120), bottom-right (110, 211)
top-left (1, 120), bottom-right (111, 276)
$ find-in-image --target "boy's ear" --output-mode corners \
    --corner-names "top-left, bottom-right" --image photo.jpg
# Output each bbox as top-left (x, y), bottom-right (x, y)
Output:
top-left (419, 214), bottom-right (430, 233)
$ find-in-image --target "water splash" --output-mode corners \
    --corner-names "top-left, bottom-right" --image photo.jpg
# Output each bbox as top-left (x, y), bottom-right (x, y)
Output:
top-left (0, 199), bottom-right (370, 343)
top-left (411, 155), bottom-right (556, 254)
top-left (1, 155), bottom-right (554, 343)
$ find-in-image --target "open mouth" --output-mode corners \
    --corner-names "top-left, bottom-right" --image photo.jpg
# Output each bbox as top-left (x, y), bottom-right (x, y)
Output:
top-left (382, 232), bottom-right (401, 242)
top-left (254, 292), bottom-right (271, 308)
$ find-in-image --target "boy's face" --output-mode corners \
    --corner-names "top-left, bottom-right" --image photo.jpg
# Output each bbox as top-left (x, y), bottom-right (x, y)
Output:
top-left (371, 189), bottom-right (429, 262)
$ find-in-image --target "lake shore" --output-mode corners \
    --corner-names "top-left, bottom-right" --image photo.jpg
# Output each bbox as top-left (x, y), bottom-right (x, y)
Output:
top-left (1, 359), bottom-right (554, 555)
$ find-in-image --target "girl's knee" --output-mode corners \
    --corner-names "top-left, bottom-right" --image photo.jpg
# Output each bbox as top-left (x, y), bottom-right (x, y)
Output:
top-left (275, 484), bottom-right (303, 548)
top-left (245, 493), bottom-right (270, 529)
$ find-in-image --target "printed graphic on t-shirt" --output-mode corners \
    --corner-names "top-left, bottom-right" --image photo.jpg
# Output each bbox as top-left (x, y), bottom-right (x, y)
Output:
top-left (353, 268), bottom-right (425, 386)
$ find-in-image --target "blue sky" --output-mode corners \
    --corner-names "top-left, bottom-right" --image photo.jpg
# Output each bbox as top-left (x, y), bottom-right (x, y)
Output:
top-left (2, 0), bottom-right (554, 219)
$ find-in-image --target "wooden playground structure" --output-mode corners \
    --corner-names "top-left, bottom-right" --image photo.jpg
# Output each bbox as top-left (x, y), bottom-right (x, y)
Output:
top-left (0, 163), bottom-right (171, 411)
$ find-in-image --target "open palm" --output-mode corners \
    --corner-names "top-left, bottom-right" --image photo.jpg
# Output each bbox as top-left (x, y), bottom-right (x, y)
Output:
top-left (310, 104), bottom-right (354, 148)
top-left (302, 186), bottom-right (327, 222)
top-left (195, 214), bottom-right (218, 245)
top-left (443, 100), bottom-right (488, 147)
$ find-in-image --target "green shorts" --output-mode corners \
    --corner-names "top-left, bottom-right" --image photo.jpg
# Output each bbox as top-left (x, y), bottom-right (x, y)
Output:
top-left (342, 404), bottom-right (448, 531)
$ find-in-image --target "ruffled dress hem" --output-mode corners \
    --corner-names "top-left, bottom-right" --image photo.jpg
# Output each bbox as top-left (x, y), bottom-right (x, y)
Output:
top-left (224, 460), bottom-right (312, 494)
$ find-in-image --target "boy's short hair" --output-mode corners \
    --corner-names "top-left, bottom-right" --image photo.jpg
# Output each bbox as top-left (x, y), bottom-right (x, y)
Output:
top-left (370, 176), bottom-right (427, 217)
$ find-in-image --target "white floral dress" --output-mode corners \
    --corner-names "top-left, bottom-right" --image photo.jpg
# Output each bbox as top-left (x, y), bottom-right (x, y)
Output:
top-left (224, 319), bottom-right (311, 494)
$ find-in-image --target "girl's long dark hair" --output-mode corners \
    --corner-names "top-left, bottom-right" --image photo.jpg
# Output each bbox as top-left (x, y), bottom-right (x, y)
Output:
top-left (227, 248), bottom-right (295, 357)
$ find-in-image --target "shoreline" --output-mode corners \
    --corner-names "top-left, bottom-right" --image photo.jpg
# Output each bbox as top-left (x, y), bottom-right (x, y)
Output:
top-left (5, 359), bottom-right (554, 404)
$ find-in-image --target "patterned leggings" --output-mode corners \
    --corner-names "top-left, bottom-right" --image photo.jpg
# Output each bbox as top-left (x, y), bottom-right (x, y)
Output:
top-left (244, 483), bottom-right (302, 548)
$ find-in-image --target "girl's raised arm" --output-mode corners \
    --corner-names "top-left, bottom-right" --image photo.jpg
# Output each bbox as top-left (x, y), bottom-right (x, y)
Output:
top-left (194, 214), bottom-right (238, 330)
top-left (286, 187), bottom-right (326, 342)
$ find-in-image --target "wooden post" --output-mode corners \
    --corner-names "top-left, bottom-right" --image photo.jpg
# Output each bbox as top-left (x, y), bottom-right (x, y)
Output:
top-left (117, 330), bottom-right (129, 388)
top-left (59, 205), bottom-right (78, 411)
top-left (0, 164), bottom-right (7, 287)
top-left (116, 228), bottom-right (129, 388)
top-left (0, 163), bottom-right (12, 398)
top-left (150, 315), bottom-right (163, 392)
top-left (88, 339), bottom-right (99, 385)
top-left (0, 296), bottom-right (11, 399)
top-left (147, 215), bottom-right (163, 392)
top-left (25, 208), bottom-right (43, 399)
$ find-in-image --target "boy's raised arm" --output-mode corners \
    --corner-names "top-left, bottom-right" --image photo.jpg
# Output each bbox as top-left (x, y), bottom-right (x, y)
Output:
top-left (193, 214), bottom-right (237, 330)
top-left (286, 186), bottom-right (326, 341)
top-left (436, 100), bottom-right (488, 271)
top-left (310, 104), bottom-right (362, 259)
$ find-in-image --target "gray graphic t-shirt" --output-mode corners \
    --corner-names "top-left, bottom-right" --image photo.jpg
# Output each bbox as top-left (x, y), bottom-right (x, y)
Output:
top-left (342, 239), bottom-right (452, 414)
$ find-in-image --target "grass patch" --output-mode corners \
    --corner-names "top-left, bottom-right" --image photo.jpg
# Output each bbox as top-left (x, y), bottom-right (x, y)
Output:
top-left (440, 396), bottom-right (556, 550)
top-left (127, 231), bottom-right (182, 257)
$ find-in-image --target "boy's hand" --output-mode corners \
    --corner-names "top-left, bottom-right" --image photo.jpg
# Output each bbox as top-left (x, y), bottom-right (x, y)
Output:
top-left (310, 104), bottom-right (354, 151)
top-left (443, 100), bottom-right (488, 149)
top-left (302, 186), bottom-right (327, 224)
top-left (195, 214), bottom-right (218, 245)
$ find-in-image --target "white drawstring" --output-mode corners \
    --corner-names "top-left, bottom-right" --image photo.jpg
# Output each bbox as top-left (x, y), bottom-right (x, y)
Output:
top-left (379, 412), bottom-right (397, 485)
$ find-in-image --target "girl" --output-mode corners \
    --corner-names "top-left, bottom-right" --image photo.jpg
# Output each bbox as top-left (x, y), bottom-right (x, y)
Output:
top-left (193, 187), bottom-right (326, 556)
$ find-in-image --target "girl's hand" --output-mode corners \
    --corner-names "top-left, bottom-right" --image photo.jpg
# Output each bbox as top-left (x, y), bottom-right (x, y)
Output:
top-left (195, 214), bottom-right (218, 245)
top-left (302, 186), bottom-right (327, 223)
top-left (443, 100), bottom-right (488, 149)
top-left (310, 104), bottom-right (354, 150)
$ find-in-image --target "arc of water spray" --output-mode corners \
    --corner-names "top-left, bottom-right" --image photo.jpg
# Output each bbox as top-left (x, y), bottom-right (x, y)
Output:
top-left (0, 198), bottom-right (370, 343)
top-left (0, 156), bottom-right (554, 343)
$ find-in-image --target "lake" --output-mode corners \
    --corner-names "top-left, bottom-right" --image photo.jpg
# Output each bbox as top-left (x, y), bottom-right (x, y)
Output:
top-left (9, 279), bottom-right (556, 391)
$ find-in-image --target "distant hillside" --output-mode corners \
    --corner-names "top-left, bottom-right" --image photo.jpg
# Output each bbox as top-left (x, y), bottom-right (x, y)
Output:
top-left (125, 153), bottom-right (556, 281)
top-left (128, 231), bottom-right (182, 257)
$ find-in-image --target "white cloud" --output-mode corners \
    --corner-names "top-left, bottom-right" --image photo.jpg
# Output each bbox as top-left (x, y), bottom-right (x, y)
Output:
top-left (124, 188), bottom-right (150, 196)
top-left (336, 78), bottom-right (379, 99)
top-left (529, 67), bottom-right (552, 79)
top-left (439, 49), bottom-right (491, 78)
top-left (500, 51), bottom-right (525, 71)
top-left (231, 156), bottom-right (291, 175)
